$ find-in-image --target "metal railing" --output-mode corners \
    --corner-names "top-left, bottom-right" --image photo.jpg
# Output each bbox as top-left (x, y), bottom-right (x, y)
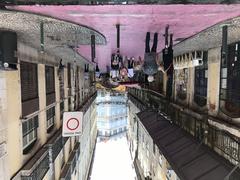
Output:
top-left (60, 142), bottom-right (80, 180)
top-left (52, 136), bottom-right (63, 160)
top-left (128, 87), bottom-right (240, 165)
top-left (21, 150), bottom-right (50, 180)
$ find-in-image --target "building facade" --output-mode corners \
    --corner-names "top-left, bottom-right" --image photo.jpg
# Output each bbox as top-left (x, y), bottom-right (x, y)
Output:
top-left (128, 99), bottom-right (180, 180)
top-left (96, 90), bottom-right (128, 137)
top-left (0, 10), bottom-right (103, 180)
top-left (127, 16), bottom-right (240, 180)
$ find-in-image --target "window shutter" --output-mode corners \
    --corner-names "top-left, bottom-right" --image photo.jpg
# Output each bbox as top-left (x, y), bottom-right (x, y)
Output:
top-left (45, 65), bottom-right (55, 105)
top-left (20, 62), bottom-right (39, 116)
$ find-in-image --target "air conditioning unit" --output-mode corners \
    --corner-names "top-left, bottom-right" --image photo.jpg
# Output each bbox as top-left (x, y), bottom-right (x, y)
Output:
top-left (192, 58), bottom-right (203, 67)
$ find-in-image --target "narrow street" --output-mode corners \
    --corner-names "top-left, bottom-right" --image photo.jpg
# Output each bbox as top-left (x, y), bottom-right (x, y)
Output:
top-left (90, 133), bottom-right (136, 180)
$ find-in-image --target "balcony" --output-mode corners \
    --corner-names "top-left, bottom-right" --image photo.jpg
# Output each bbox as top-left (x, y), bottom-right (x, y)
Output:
top-left (60, 142), bottom-right (80, 180)
top-left (79, 86), bottom-right (97, 113)
top-left (128, 87), bottom-right (240, 165)
top-left (136, 109), bottom-right (240, 180)
top-left (45, 129), bottom-right (63, 161)
top-left (13, 148), bottom-right (50, 180)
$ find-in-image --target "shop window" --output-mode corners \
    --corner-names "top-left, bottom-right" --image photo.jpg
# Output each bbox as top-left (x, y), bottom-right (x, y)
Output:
top-left (220, 42), bottom-right (240, 117)
top-left (194, 51), bottom-right (208, 106)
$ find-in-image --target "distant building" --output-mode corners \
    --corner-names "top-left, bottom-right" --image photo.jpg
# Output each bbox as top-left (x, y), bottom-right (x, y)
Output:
top-left (96, 90), bottom-right (128, 137)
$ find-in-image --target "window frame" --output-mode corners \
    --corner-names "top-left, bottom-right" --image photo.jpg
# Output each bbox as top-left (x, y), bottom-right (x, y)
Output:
top-left (220, 41), bottom-right (240, 117)
top-left (46, 106), bottom-right (55, 132)
top-left (22, 115), bottom-right (38, 152)
top-left (194, 51), bottom-right (208, 107)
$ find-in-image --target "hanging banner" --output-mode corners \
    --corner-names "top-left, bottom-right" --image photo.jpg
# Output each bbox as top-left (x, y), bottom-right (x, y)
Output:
top-left (62, 112), bottom-right (83, 137)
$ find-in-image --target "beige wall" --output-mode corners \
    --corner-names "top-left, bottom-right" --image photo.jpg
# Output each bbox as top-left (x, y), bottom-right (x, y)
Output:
top-left (5, 70), bottom-right (22, 179)
top-left (0, 71), bottom-right (9, 180)
top-left (207, 47), bottom-right (221, 116)
top-left (188, 67), bottom-right (195, 107)
top-left (55, 67), bottom-right (61, 129)
top-left (38, 64), bottom-right (47, 144)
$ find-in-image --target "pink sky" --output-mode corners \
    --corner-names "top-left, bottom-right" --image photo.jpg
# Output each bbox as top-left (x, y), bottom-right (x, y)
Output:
top-left (9, 5), bottom-right (240, 70)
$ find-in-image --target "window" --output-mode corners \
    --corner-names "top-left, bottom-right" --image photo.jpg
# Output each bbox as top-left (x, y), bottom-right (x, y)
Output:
top-left (46, 106), bottom-right (55, 131)
top-left (45, 65), bottom-right (55, 105)
top-left (22, 115), bottom-right (38, 152)
top-left (194, 51), bottom-right (208, 106)
top-left (176, 68), bottom-right (188, 100)
top-left (20, 61), bottom-right (39, 116)
top-left (220, 42), bottom-right (240, 117)
top-left (21, 62), bottom-right (38, 101)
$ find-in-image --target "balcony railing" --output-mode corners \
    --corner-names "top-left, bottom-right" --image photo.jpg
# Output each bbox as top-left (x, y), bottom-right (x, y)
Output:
top-left (128, 87), bottom-right (240, 165)
top-left (20, 148), bottom-right (50, 180)
top-left (79, 85), bottom-right (97, 112)
top-left (60, 142), bottom-right (80, 180)
top-left (45, 129), bottom-right (64, 161)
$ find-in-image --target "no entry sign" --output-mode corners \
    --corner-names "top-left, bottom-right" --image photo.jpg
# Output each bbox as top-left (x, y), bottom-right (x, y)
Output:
top-left (62, 112), bottom-right (83, 137)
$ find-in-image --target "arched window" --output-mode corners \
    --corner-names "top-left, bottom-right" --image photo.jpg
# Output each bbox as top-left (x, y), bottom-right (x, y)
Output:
top-left (220, 42), bottom-right (240, 117)
top-left (194, 51), bottom-right (208, 106)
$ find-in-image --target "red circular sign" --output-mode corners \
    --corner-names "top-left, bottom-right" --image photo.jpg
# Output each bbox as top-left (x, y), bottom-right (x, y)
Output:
top-left (66, 118), bottom-right (80, 131)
